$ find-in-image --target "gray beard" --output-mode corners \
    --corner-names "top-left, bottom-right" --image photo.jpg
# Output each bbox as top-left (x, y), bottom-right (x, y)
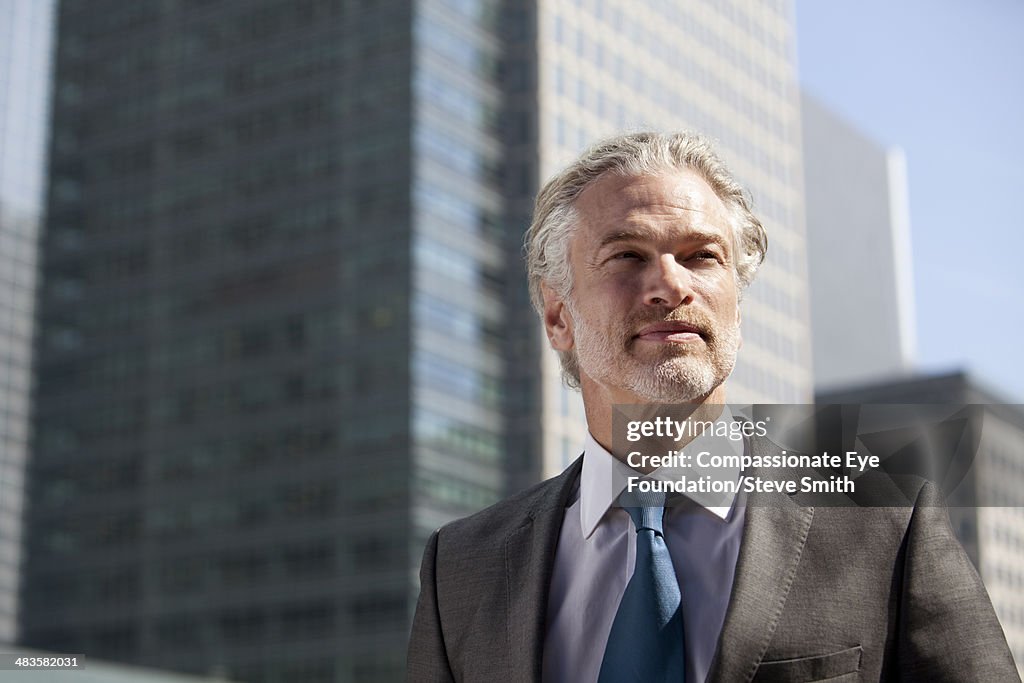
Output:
top-left (568, 301), bottom-right (739, 403)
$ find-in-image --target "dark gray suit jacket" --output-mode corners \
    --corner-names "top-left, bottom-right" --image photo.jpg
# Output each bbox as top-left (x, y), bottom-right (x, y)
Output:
top-left (408, 440), bottom-right (1019, 682)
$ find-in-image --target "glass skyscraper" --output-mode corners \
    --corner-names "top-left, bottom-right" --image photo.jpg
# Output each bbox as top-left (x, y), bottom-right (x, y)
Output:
top-left (24, 1), bottom-right (811, 680)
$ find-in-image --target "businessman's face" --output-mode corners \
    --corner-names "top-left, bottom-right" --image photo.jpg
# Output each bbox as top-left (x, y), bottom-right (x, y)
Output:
top-left (544, 169), bottom-right (741, 404)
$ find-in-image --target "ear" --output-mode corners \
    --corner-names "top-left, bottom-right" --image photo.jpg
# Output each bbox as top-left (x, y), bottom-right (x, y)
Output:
top-left (541, 282), bottom-right (574, 352)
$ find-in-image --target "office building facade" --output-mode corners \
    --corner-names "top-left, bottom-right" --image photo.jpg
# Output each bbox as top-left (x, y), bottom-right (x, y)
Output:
top-left (25, 1), bottom-right (810, 680)
top-left (28, 2), bottom-right (421, 680)
top-left (801, 91), bottom-right (916, 391)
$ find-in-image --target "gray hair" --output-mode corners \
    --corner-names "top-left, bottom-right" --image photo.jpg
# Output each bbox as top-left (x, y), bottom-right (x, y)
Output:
top-left (523, 130), bottom-right (767, 388)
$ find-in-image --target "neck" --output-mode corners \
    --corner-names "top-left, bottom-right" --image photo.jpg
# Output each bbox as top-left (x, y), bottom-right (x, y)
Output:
top-left (582, 379), bottom-right (727, 471)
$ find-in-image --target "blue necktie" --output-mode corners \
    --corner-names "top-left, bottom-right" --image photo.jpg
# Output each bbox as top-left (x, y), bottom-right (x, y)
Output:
top-left (598, 492), bottom-right (685, 682)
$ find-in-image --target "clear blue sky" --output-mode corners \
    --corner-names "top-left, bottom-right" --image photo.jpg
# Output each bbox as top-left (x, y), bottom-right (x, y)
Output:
top-left (795, 0), bottom-right (1024, 402)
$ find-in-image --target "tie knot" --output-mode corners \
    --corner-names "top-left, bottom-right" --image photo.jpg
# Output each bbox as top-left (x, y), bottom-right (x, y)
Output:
top-left (618, 490), bottom-right (667, 535)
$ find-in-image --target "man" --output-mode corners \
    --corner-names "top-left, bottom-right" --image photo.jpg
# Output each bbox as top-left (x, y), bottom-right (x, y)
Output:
top-left (407, 132), bottom-right (1018, 682)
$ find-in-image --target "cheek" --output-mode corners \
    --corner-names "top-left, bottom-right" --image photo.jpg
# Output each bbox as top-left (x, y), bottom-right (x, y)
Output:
top-left (692, 286), bottom-right (723, 312)
top-left (700, 274), bottom-right (739, 309)
top-left (601, 275), bottom-right (644, 305)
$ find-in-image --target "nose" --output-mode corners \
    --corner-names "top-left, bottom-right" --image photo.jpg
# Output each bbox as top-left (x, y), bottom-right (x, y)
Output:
top-left (643, 254), bottom-right (694, 308)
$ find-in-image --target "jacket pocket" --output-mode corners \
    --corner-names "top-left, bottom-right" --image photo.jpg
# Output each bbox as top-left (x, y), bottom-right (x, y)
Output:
top-left (751, 644), bottom-right (862, 682)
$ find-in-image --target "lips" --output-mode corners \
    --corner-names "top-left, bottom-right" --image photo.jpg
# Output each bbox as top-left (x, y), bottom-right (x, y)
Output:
top-left (634, 321), bottom-right (707, 343)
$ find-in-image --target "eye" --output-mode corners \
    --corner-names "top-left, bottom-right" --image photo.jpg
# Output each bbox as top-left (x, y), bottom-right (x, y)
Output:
top-left (689, 250), bottom-right (722, 263)
top-left (612, 250), bottom-right (643, 261)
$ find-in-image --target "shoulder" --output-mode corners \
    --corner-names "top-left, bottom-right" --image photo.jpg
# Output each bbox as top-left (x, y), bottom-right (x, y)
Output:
top-left (748, 433), bottom-right (928, 518)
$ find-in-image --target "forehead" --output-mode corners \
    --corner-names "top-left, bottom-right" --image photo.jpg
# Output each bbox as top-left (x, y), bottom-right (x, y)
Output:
top-left (573, 169), bottom-right (732, 245)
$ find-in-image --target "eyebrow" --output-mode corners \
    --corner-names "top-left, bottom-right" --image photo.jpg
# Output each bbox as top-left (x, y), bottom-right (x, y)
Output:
top-left (596, 227), bottom-right (731, 253)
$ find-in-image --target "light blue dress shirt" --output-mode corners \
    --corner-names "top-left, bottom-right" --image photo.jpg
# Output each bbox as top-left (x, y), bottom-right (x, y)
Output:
top-left (542, 427), bottom-right (747, 683)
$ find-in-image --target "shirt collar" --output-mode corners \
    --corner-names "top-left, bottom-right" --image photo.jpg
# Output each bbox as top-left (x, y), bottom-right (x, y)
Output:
top-left (579, 406), bottom-right (745, 538)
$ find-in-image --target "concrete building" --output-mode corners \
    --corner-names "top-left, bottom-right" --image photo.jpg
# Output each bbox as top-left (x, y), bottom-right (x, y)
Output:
top-left (25, 1), bottom-right (811, 680)
top-left (0, 0), bottom-right (56, 646)
top-left (818, 371), bottom-right (1024, 675)
top-left (801, 91), bottom-right (916, 391)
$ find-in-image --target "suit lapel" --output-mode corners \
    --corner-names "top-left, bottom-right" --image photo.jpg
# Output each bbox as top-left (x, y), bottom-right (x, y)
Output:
top-left (707, 487), bottom-right (814, 683)
top-left (505, 456), bottom-right (583, 683)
